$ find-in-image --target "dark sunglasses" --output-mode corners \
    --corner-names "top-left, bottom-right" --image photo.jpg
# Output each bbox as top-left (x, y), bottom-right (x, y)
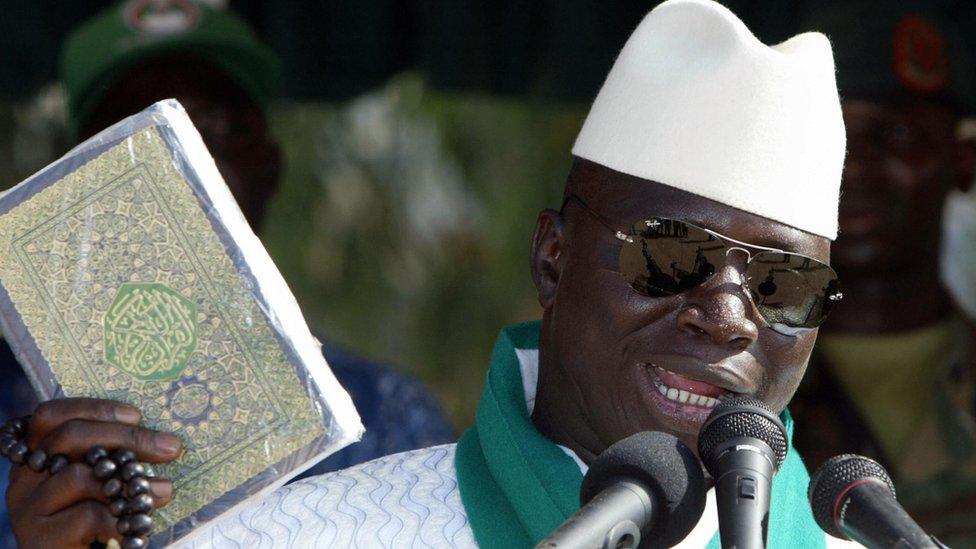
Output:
top-left (561, 194), bottom-right (842, 334)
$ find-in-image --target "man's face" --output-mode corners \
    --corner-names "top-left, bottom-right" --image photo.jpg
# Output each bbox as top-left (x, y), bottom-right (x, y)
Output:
top-left (80, 55), bottom-right (280, 230)
top-left (833, 96), bottom-right (959, 274)
top-left (174, 94), bottom-right (279, 228)
top-left (533, 161), bottom-right (830, 456)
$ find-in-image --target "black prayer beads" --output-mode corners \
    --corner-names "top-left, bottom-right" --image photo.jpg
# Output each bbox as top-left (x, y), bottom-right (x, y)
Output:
top-left (83, 445), bottom-right (156, 548)
top-left (1, 417), bottom-right (157, 547)
top-left (0, 417), bottom-right (68, 475)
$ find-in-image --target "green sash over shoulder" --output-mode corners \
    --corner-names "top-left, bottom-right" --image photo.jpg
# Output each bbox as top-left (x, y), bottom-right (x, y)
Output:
top-left (455, 321), bottom-right (826, 548)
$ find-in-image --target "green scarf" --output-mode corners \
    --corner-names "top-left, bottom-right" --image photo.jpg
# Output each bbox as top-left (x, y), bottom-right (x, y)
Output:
top-left (455, 321), bottom-right (826, 548)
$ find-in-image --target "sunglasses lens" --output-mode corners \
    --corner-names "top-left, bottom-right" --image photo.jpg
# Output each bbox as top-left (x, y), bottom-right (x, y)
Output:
top-left (746, 252), bottom-right (840, 329)
top-left (618, 218), bottom-right (727, 297)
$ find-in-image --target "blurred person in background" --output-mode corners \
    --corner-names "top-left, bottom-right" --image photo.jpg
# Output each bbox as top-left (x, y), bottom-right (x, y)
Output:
top-left (0, 1), bottom-right (453, 546)
top-left (943, 167), bottom-right (976, 394)
top-left (789, 2), bottom-right (976, 544)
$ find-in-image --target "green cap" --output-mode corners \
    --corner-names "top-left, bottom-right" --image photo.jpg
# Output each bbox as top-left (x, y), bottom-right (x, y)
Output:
top-left (803, 1), bottom-right (976, 112)
top-left (60, 0), bottom-right (281, 134)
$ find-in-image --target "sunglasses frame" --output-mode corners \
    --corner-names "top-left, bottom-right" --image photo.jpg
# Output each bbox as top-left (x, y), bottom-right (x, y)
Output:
top-left (559, 194), bottom-right (843, 332)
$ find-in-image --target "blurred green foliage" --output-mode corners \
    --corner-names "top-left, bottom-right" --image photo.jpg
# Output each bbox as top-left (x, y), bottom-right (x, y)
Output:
top-left (258, 75), bottom-right (585, 429)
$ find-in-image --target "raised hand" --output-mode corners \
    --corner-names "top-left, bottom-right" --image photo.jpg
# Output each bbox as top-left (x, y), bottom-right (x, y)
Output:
top-left (6, 398), bottom-right (182, 549)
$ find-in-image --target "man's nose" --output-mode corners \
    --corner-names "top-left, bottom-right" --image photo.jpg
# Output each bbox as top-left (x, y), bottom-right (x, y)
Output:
top-left (676, 265), bottom-right (759, 351)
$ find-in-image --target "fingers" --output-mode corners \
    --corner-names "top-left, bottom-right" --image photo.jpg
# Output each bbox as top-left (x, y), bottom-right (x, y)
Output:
top-left (28, 399), bottom-right (141, 448)
top-left (9, 465), bottom-right (172, 548)
top-left (27, 463), bottom-right (174, 516)
top-left (38, 419), bottom-right (183, 463)
top-left (11, 499), bottom-right (117, 549)
top-left (30, 464), bottom-right (107, 515)
top-left (148, 479), bottom-right (174, 507)
top-left (9, 399), bottom-right (179, 549)
top-left (6, 466), bottom-right (48, 508)
top-left (46, 500), bottom-right (119, 547)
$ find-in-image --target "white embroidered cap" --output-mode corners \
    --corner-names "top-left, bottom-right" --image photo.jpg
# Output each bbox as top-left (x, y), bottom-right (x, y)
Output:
top-left (572, 0), bottom-right (845, 239)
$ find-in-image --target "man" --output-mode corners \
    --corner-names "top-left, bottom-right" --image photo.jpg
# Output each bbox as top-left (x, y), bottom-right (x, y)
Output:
top-left (8, 0), bottom-right (851, 546)
top-left (176, 1), bottom-right (849, 546)
top-left (1, 2), bottom-right (453, 547)
top-left (788, 3), bottom-right (976, 545)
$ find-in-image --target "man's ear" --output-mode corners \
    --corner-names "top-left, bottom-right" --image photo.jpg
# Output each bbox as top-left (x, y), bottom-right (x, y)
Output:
top-left (530, 209), bottom-right (566, 309)
top-left (956, 137), bottom-right (976, 193)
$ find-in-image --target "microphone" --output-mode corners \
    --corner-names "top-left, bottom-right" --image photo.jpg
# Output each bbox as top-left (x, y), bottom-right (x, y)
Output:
top-left (698, 396), bottom-right (788, 549)
top-left (808, 454), bottom-right (945, 549)
top-left (536, 431), bottom-right (706, 549)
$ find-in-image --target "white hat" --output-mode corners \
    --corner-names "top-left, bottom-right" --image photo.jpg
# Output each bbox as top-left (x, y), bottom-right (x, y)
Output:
top-left (572, 0), bottom-right (845, 239)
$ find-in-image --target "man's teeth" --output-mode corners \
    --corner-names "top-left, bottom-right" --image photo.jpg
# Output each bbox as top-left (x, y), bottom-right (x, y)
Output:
top-left (653, 376), bottom-right (720, 408)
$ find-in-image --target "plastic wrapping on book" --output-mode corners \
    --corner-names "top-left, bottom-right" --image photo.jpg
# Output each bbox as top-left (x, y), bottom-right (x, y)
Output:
top-left (0, 99), bottom-right (364, 547)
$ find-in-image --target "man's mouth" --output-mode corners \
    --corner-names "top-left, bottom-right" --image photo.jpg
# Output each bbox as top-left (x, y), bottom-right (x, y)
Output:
top-left (647, 365), bottom-right (734, 410)
top-left (634, 360), bottom-right (741, 435)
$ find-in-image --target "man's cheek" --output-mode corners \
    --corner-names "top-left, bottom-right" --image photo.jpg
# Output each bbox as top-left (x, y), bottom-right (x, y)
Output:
top-left (771, 358), bottom-right (812, 410)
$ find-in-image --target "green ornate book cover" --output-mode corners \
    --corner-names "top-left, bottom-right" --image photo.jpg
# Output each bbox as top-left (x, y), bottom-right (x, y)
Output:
top-left (0, 101), bottom-right (361, 545)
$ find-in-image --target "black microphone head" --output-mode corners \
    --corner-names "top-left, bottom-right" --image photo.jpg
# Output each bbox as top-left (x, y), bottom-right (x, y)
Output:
top-left (581, 431), bottom-right (706, 548)
top-left (808, 454), bottom-right (897, 539)
top-left (697, 396), bottom-right (788, 473)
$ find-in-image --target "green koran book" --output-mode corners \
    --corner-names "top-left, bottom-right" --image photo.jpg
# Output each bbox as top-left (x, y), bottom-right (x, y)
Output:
top-left (0, 100), bottom-right (363, 546)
